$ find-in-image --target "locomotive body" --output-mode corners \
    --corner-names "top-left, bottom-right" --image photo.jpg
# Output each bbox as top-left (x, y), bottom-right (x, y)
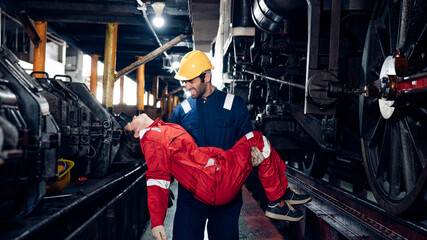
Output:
top-left (215, 0), bottom-right (427, 216)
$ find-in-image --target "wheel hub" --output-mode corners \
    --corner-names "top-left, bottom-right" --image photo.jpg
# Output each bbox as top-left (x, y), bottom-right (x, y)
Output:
top-left (378, 56), bottom-right (396, 119)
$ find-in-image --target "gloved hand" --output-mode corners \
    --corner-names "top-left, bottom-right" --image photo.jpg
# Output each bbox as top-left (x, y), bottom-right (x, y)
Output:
top-left (251, 146), bottom-right (265, 167)
top-left (168, 189), bottom-right (175, 208)
top-left (152, 225), bottom-right (166, 240)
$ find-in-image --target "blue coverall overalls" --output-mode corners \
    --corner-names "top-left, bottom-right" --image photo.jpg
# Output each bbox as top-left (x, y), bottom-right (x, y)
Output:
top-left (170, 89), bottom-right (253, 240)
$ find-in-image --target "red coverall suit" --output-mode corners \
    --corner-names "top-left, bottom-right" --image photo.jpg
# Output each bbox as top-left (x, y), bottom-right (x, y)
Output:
top-left (140, 119), bottom-right (288, 229)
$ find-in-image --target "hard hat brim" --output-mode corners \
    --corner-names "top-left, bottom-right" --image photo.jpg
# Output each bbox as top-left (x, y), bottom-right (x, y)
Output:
top-left (174, 74), bottom-right (191, 81)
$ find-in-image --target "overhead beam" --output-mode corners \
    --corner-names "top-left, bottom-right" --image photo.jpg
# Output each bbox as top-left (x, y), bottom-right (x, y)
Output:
top-left (27, 12), bottom-right (191, 26)
top-left (17, 0), bottom-right (190, 15)
top-left (115, 34), bottom-right (191, 81)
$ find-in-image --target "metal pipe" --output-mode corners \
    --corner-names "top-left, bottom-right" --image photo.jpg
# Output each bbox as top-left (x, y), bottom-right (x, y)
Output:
top-left (137, 0), bottom-right (168, 59)
top-left (243, 69), bottom-right (305, 89)
top-left (0, 9), bottom-right (2, 47)
top-left (137, 58), bottom-right (145, 112)
top-left (90, 54), bottom-right (100, 95)
top-left (114, 34), bottom-right (190, 81)
top-left (161, 86), bottom-right (167, 117)
top-left (329, 0), bottom-right (341, 75)
top-left (33, 21), bottom-right (47, 79)
top-left (137, 0), bottom-right (180, 74)
top-left (152, 76), bottom-right (159, 105)
top-left (102, 23), bottom-right (118, 110)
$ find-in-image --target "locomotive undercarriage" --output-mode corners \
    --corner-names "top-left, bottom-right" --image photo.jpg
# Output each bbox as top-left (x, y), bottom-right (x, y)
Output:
top-left (221, 0), bottom-right (427, 217)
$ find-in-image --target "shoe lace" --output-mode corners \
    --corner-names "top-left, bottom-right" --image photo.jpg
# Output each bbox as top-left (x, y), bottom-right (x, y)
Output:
top-left (285, 200), bottom-right (296, 212)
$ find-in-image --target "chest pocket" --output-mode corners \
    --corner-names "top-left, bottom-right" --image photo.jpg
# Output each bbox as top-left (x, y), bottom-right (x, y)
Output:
top-left (184, 120), bottom-right (200, 132)
top-left (215, 117), bottom-right (233, 128)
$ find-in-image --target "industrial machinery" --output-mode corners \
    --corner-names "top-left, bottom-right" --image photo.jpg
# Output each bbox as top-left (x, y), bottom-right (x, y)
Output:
top-left (33, 73), bottom-right (122, 179)
top-left (0, 46), bottom-right (121, 218)
top-left (0, 46), bottom-right (149, 239)
top-left (216, 0), bottom-right (427, 216)
top-left (0, 46), bottom-right (60, 218)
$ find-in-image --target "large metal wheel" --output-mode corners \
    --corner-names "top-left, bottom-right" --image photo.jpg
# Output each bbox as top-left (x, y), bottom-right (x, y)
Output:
top-left (360, 0), bottom-right (427, 215)
top-left (298, 151), bottom-right (329, 179)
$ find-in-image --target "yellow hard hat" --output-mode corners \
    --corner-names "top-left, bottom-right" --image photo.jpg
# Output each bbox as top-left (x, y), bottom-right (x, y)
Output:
top-left (46, 159), bottom-right (74, 194)
top-left (174, 50), bottom-right (215, 81)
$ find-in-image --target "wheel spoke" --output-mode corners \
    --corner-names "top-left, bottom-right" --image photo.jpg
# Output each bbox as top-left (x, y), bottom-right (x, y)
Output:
top-left (407, 23), bottom-right (427, 59)
top-left (376, 31), bottom-right (387, 59)
top-left (376, 119), bottom-right (389, 180)
top-left (369, 116), bottom-right (385, 150)
top-left (405, 114), bottom-right (427, 168)
top-left (399, 118), bottom-right (416, 194)
top-left (389, 120), bottom-right (402, 198)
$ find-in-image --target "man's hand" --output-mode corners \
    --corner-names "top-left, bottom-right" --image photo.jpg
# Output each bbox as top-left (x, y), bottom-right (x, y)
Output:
top-left (152, 225), bottom-right (166, 240)
top-left (251, 146), bottom-right (264, 167)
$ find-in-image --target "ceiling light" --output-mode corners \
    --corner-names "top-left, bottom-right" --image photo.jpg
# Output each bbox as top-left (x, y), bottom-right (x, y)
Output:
top-left (171, 55), bottom-right (180, 70)
top-left (151, 2), bottom-right (165, 28)
top-left (172, 61), bottom-right (180, 70)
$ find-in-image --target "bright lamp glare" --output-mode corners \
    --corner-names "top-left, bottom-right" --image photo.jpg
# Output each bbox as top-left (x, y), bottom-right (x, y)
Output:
top-left (172, 61), bottom-right (180, 69)
top-left (153, 16), bottom-right (164, 28)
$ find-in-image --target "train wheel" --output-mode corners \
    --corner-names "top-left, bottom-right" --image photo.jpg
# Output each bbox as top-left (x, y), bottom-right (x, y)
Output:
top-left (360, 0), bottom-right (427, 215)
top-left (299, 151), bottom-right (329, 179)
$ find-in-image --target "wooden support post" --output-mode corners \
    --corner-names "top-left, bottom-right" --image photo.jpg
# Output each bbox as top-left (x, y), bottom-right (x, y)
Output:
top-left (33, 21), bottom-right (47, 78)
top-left (102, 23), bottom-right (118, 112)
top-left (173, 95), bottom-right (179, 109)
top-left (136, 58), bottom-right (145, 113)
top-left (90, 54), bottom-right (100, 95)
top-left (147, 91), bottom-right (152, 106)
top-left (119, 77), bottom-right (124, 104)
top-left (168, 95), bottom-right (173, 120)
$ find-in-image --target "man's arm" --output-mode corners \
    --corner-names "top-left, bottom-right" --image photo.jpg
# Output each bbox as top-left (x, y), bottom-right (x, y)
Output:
top-left (170, 104), bottom-right (182, 124)
top-left (141, 140), bottom-right (171, 229)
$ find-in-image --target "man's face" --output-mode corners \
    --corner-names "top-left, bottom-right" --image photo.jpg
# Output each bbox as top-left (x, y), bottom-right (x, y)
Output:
top-left (182, 75), bottom-right (207, 99)
top-left (124, 114), bottom-right (151, 138)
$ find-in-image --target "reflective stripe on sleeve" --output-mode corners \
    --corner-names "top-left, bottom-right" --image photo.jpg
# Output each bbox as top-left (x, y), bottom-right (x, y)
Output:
top-left (262, 136), bottom-right (271, 159)
top-left (223, 94), bottom-right (234, 110)
top-left (182, 99), bottom-right (191, 114)
top-left (147, 179), bottom-right (170, 189)
top-left (245, 131), bottom-right (254, 140)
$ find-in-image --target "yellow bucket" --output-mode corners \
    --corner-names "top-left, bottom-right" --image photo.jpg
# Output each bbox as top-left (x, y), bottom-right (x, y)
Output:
top-left (46, 158), bottom-right (75, 194)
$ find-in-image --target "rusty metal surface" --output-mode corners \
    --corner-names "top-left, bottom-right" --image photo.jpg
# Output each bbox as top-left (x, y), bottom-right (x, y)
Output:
top-left (286, 168), bottom-right (427, 239)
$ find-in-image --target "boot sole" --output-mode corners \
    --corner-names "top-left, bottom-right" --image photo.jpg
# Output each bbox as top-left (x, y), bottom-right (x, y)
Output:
top-left (286, 197), bottom-right (312, 205)
top-left (265, 211), bottom-right (304, 222)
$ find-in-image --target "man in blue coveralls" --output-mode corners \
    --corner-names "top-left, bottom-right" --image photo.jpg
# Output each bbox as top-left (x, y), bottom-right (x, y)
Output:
top-left (170, 50), bottom-right (253, 240)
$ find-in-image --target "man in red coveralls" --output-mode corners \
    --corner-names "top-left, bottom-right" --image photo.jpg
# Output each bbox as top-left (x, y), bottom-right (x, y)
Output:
top-left (121, 114), bottom-right (311, 240)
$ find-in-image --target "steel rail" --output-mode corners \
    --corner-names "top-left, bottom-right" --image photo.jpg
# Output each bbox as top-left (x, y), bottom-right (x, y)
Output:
top-left (286, 167), bottom-right (427, 239)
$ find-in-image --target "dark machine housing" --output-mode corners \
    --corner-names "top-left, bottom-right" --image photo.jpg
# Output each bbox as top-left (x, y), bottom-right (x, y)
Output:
top-left (0, 46), bottom-right (59, 218)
